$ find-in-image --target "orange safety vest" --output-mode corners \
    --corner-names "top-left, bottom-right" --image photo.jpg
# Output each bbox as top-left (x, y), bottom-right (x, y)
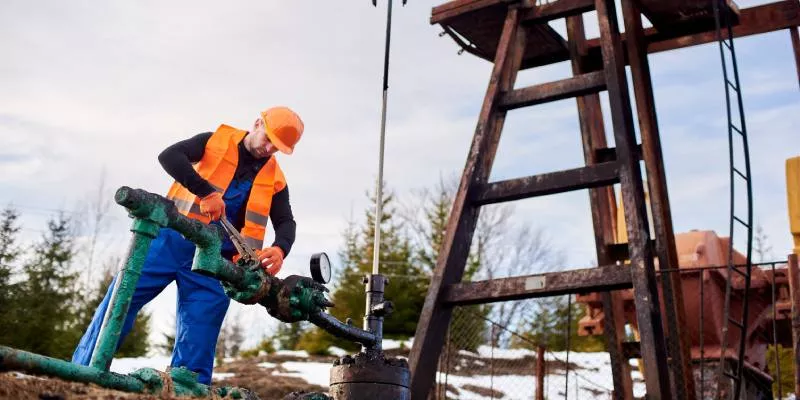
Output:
top-left (166, 124), bottom-right (286, 249)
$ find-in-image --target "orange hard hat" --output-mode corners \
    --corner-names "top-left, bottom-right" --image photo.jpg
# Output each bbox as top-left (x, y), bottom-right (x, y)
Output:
top-left (261, 106), bottom-right (304, 155)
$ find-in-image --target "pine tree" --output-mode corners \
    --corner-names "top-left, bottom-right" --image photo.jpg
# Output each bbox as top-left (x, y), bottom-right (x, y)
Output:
top-left (297, 326), bottom-right (339, 355)
top-left (330, 184), bottom-right (423, 338)
top-left (0, 206), bottom-right (21, 345)
top-left (216, 315), bottom-right (245, 362)
top-left (79, 261), bottom-right (150, 357)
top-left (274, 322), bottom-right (305, 350)
top-left (754, 223), bottom-right (774, 262)
top-left (156, 313), bottom-right (177, 356)
top-left (15, 213), bottom-right (82, 359)
top-left (157, 331), bottom-right (176, 356)
top-left (299, 183), bottom-right (425, 353)
top-left (405, 178), bottom-right (488, 351)
top-left (511, 296), bottom-right (604, 352)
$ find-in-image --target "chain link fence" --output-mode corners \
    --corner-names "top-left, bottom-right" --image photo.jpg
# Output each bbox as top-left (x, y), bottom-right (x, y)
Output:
top-left (428, 260), bottom-right (797, 399)
top-left (655, 261), bottom-right (795, 399)
top-left (431, 299), bottom-right (623, 400)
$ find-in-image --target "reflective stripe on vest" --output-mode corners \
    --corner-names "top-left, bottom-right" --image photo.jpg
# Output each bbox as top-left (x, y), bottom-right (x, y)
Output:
top-left (165, 124), bottom-right (287, 249)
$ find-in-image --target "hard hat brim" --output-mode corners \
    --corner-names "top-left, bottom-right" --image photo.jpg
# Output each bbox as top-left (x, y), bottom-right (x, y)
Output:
top-left (261, 112), bottom-right (294, 155)
top-left (265, 129), bottom-right (293, 155)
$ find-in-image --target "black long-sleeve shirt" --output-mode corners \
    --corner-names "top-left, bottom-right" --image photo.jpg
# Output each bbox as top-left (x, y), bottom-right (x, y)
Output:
top-left (158, 132), bottom-right (296, 256)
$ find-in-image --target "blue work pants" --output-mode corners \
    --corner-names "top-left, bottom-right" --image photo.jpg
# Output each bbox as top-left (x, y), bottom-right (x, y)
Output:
top-left (72, 176), bottom-right (254, 384)
top-left (71, 228), bottom-right (230, 384)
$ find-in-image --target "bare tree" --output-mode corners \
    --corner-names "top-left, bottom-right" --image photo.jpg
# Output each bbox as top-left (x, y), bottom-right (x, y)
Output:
top-left (74, 169), bottom-right (113, 291)
top-left (400, 175), bottom-right (565, 346)
top-left (483, 225), bottom-right (565, 346)
top-left (753, 223), bottom-right (774, 262)
top-left (216, 312), bottom-right (245, 362)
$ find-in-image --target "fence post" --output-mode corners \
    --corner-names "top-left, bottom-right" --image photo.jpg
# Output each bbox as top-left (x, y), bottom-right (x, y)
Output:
top-left (788, 253), bottom-right (800, 398)
top-left (536, 345), bottom-right (545, 400)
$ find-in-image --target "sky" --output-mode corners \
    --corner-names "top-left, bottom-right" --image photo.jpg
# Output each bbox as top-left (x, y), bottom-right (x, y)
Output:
top-left (1, 1), bottom-right (798, 350)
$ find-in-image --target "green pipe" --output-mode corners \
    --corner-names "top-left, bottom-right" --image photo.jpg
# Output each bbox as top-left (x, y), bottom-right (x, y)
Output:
top-left (0, 345), bottom-right (146, 393)
top-left (90, 220), bottom-right (159, 371)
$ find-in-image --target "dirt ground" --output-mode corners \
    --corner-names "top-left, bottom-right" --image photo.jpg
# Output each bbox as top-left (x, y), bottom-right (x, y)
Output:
top-left (0, 352), bottom-right (331, 400)
top-left (0, 347), bottom-right (576, 399)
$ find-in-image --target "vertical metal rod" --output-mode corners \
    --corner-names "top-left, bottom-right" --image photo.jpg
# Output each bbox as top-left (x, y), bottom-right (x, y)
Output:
top-left (363, 274), bottom-right (386, 352)
top-left (491, 323), bottom-right (495, 400)
top-left (443, 323), bottom-right (450, 399)
top-left (371, 0), bottom-right (394, 275)
top-left (565, 294), bottom-right (572, 399)
top-left (792, 27), bottom-right (800, 89)
top-left (700, 269), bottom-right (706, 398)
top-left (772, 262), bottom-right (782, 399)
top-left (536, 345), bottom-right (546, 400)
top-left (787, 253), bottom-right (800, 398)
top-left (90, 221), bottom-right (157, 370)
top-left (546, 348), bottom-right (550, 396)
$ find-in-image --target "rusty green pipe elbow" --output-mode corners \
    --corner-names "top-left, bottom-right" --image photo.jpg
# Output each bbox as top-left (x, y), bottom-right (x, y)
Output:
top-left (114, 187), bottom-right (369, 345)
top-left (1, 345), bottom-right (146, 393)
top-left (115, 187), bottom-right (245, 287)
top-left (90, 225), bottom-right (157, 371)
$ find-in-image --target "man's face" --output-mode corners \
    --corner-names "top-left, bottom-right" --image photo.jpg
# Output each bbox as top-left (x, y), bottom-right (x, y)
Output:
top-left (245, 117), bottom-right (279, 159)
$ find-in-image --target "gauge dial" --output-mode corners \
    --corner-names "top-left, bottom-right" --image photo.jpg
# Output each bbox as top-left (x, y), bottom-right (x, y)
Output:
top-left (310, 252), bottom-right (332, 284)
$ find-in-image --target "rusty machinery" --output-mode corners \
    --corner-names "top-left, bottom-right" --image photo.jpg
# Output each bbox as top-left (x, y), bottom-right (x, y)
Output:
top-left (579, 152), bottom-right (800, 398)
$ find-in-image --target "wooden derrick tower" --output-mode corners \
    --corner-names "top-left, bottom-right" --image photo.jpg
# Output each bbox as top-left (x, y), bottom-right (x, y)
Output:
top-left (408, 0), bottom-right (800, 399)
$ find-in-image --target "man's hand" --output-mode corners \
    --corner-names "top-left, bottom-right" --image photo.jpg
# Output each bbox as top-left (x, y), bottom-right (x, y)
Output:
top-left (257, 246), bottom-right (284, 276)
top-left (199, 192), bottom-right (226, 221)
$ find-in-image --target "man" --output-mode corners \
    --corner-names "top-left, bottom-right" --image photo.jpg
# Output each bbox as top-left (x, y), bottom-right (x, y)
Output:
top-left (73, 107), bottom-right (302, 384)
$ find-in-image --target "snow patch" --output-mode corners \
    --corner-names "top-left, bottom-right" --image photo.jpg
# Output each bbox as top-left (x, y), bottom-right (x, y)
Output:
top-left (327, 346), bottom-right (348, 356)
top-left (212, 372), bottom-right (236, 380)
top-left (258, 362), bottom-right (278, 369)
top-left (273, 362), bottom-right (331, 387)
top-left (434, 351), bottom-right (648, 400)
top-left (274, 350), bottom-right (309, 358)
top-left (382, 338), bottom-right (412, 350)
top-left (109, 356), bottom-right (172, 375)
top-left (474, 346), bottom-right (535, 360)
top-left (11, 372), bottom-right (44, 380)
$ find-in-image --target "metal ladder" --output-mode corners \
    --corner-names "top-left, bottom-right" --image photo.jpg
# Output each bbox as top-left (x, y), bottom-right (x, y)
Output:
top-left (713, 0), bottom-right (755, 398)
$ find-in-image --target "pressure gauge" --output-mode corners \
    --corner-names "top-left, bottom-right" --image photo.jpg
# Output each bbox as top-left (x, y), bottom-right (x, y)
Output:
top-left (310, 252), bottom-right (332, 284)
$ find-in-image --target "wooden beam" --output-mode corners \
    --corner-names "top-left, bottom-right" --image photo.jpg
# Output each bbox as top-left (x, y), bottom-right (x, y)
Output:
top-left (431, 0), bottom-right (513, 24)
top-left (621, 341), bottom-right (642, 359)
top-left (521, 0), bottom-right (595, 23)
top-left (499, 71), bottom-right (607, 110)
top-left (472, 162), bottom-right (620, 205)
top-left (567, 12), bottom-right (635, 400)
top-left (595, 0), bottom-right (672, 396)
top-left (595, 144), bottom-right (643, 163)
top-left (649, 1), bottom-right (800, 53)
top-left (622, 0), bottom-right (696, 398)
top-left (583, 1), bottom-right (800, 55)
top-left (409, 7), bottom-right (527, 398)
top-left (443, 264), bottom-right (633, 305)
